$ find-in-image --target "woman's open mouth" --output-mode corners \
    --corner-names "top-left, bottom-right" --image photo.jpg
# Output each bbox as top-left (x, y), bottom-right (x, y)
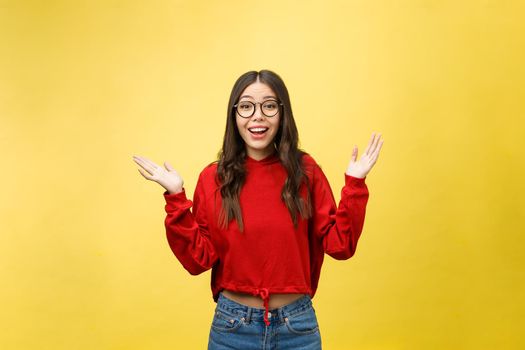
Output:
top-left (248, 127), bottom-right (269, 138)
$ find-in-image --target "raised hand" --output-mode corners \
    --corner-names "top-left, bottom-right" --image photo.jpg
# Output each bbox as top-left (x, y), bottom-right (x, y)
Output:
top-left (345, 132), bottom-right (384, 179)
top-left (132, 155), bottom-right (184, 194)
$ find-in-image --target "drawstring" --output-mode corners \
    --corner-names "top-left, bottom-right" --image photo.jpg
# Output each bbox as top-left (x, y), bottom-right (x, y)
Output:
top-left (252, 288), bottom-right (271, 326)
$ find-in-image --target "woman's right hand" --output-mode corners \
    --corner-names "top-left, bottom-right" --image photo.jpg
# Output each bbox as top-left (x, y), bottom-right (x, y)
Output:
top-left (132, 155), bottom-right (184, 194)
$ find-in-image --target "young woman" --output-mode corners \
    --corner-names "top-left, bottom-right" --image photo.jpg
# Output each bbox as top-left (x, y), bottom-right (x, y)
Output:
top-left (133, 70), bottom-right (383, 349)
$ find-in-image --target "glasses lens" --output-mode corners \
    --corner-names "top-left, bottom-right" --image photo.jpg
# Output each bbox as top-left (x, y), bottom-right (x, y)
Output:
top-left (262, 100), bottom-right (279, 117)
top-left (237, 101), bottom-right (254, 118)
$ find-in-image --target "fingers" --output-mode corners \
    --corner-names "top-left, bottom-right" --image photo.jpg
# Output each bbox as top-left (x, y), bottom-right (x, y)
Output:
top-left (132, 155), bottom-right (158, 175)
top-left (164, 161), bottom-right (174, 171)
top-left (352, 145), bottom-right (358, 162)
top-left (139, 155), bottom-right (160, 170)
top-left (367, 134), bottom-right (383, 165)
top-left (137, 168), bottom-right (151, 180)
top-left (372, 138), bottom-right (384, 161)
top-left (364, 132), bottom-right (376, 156)
top-left (370, 132), bottom-right (382, 156)
top-left (364, 132), bottom-right (382, 157)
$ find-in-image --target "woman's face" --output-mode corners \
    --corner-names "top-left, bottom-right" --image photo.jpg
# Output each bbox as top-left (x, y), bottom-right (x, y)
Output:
top-left (235, 80), bottom-right (281, 160)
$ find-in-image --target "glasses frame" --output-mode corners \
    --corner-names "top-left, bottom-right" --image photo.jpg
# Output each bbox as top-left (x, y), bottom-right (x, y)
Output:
top-left (233, 99), bottom-right (284, 118)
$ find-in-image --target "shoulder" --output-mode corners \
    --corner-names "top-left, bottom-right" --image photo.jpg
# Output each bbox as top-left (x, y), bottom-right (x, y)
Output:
top-left (300, 152), bottom-right (331, 190)
top-left (200, 160), bottom-right (218, 176)
top-left (300, 152), bottom-right (323, 176)
top-left (197, 160), bottom-right (219, 183)
top-left (193, 161), bottom-right (219, 196)
top-left (300, 152), bottom-right (318, 167)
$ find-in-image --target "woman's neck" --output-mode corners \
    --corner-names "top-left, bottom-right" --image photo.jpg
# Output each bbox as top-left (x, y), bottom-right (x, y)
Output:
top-left (246, 147), bottom-right (276, 161)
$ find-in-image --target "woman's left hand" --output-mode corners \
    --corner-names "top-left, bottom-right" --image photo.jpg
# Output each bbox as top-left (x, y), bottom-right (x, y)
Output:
top-left (346, 132), bottom-right (384, 179)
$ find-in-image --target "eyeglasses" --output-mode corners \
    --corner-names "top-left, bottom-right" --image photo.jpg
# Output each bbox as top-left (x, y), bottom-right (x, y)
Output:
top-left (233, 99), bottom-right (283, 118)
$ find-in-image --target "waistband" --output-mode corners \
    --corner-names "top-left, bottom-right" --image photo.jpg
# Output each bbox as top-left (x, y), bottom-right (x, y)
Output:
top-left (216, 291), bottom-right (313, 327)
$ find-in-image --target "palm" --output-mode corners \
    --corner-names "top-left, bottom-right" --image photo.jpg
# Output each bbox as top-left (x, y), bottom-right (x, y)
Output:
top-left (346, 132), bottom-right (384, 179)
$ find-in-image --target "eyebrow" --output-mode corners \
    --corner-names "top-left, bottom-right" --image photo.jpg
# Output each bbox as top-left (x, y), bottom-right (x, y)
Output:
top-left (239, 95), bottom-right (277, 100)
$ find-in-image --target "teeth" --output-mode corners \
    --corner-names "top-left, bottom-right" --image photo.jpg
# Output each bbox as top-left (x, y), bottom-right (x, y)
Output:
top-left (249, 128), bottom-right (268, 132)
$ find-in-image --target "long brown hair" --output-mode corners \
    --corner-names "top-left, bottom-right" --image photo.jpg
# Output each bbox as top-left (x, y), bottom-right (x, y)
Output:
top-left (214, 70), bottom-right (312, 232)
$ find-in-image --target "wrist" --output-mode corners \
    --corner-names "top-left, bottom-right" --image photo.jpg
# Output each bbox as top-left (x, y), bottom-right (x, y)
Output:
top-left (168, 187), bottom-right (184, 195)
top-left (345, 172), bottom-right (365, 179)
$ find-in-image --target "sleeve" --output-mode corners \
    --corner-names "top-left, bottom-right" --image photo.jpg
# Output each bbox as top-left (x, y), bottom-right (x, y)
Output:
top-left (163, 172), bottom-right (219, 275)
top-left (310, 164), bottom-right (370, 260)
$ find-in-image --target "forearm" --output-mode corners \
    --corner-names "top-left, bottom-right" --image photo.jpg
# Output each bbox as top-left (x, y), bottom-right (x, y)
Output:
top-left (163, 189), bottom-right (218, 275)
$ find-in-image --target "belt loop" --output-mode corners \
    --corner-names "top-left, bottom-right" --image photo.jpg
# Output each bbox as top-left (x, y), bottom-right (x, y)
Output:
top-left (278, 306), bottom-right (285, 324)
top-left (246, 306), bottom-right (252, 324)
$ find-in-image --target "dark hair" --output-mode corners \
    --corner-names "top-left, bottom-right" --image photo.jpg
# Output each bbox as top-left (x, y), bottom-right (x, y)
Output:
top-left (214, 69), bottom-right (312, 232)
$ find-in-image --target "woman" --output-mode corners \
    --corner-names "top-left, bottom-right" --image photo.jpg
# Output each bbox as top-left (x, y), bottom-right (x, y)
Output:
top-left (132, 69), bottom-right (383, 349)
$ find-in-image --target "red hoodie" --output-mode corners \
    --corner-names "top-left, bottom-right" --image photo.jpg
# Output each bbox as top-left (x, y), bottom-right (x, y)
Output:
top-left (163, 152), bottom-right (369, 326)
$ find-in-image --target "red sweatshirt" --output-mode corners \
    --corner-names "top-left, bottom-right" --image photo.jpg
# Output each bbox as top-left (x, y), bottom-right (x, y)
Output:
top-left (163, 152), bottom-right (369, 326)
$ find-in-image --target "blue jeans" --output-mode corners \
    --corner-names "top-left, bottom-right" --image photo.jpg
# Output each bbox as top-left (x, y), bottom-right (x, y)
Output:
top-left (208, 291), bottom-right (322, 350)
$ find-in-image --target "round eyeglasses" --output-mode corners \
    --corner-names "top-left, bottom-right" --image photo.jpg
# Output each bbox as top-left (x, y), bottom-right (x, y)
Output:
top-left (233, 99), bottom-right (283, 118)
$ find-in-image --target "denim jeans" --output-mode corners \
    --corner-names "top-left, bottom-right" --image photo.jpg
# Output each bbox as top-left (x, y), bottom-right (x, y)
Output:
top-left (207, 291), bottom-right (322, 350)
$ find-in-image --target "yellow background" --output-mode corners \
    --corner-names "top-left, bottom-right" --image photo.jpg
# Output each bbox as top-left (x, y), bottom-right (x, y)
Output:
top-left (1, 0), bottom-right (524, 349)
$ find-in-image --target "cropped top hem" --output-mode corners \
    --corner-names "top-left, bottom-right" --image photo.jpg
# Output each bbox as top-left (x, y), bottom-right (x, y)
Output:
top-left (214, 283), bottom-right (313, 301)
top-left (214, 283), bottom-right (313, 326)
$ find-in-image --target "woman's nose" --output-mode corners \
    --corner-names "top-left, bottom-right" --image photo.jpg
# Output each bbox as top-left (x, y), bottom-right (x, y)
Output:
top-left (252, 105), bottom-right (264, 119)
